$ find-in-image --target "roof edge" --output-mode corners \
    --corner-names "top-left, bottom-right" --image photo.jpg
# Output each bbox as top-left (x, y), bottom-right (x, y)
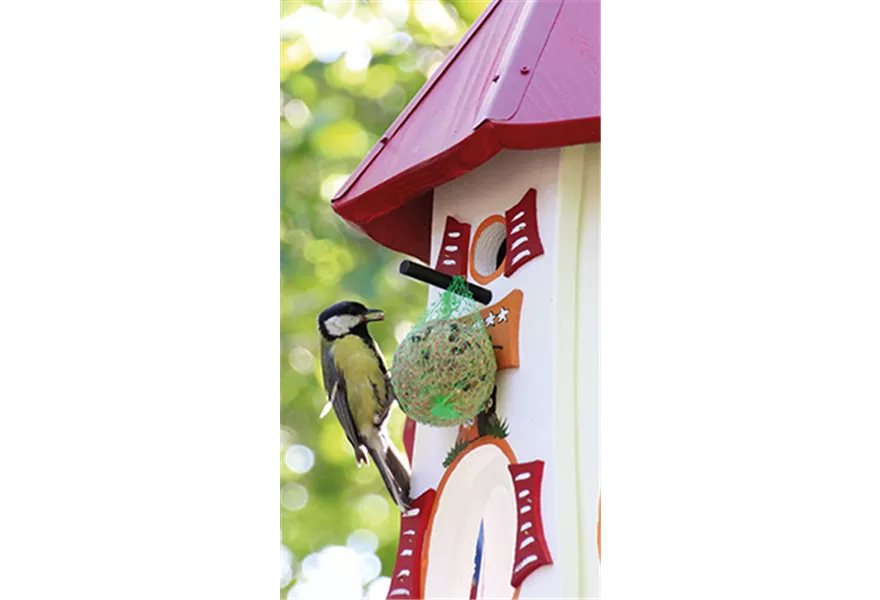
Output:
top-left (333, 116), bottom-right (599, 259)
top-left (332, 0), bottom-right (504, 204)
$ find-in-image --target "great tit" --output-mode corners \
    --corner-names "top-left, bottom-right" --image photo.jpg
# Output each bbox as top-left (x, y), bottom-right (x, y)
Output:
top-left (317, 301), bottom-right (411, 510)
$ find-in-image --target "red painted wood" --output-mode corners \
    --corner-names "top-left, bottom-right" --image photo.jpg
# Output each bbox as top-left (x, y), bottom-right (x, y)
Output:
top-left (434, 216), bottom-right (471, 276)
top-left (387, 489), bottom-right (436, 599)
top-left (508, 460), bottom-right (553, 588)
top-left (474, 0), bottom-right (564, 126)
top-left (504, 188), bottom-right (545, 277)
top-left (350, 189), bottom-right (433, 264)
top-left (332, 0), bottom-right (600, 260)
top-left (402, 418), bottom-right (416, 463)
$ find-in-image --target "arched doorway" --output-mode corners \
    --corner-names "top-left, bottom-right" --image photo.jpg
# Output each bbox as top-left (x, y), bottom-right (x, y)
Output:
top-left (422, 439), bottom-right (519, 599)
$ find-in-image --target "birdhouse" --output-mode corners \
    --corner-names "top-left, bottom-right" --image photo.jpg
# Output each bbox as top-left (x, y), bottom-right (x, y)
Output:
top-left (332, 1), bottom-right (600, 598)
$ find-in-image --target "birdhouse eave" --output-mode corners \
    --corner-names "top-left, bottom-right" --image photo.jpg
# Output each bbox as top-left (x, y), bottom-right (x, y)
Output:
top-left (331, 0), bottom-right (600, 261)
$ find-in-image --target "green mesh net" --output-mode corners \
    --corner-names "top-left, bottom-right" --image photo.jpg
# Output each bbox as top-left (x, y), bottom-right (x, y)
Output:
top-left (391, 277), bottom-right (497, 427)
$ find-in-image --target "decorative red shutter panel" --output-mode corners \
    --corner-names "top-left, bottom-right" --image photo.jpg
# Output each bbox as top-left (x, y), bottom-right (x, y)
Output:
top-left (504, 188), bottom-right (545, 277)
top-left (386, 489), bottom-right (436, 599)
top-left (434, 216), bottom-right (471, 276)
top-left (508, 460), bottom-right (553, 588)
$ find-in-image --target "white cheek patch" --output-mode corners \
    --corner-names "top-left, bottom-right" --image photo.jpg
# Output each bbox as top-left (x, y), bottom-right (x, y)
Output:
top-left (325, 314), bottom-right (361, 336)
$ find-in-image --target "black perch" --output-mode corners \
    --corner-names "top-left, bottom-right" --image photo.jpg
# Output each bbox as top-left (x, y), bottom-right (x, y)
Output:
top-left (398, 260), bottom-right (493, 305)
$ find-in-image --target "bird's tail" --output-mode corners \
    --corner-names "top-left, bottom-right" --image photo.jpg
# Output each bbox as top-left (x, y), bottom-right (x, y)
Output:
top-left (366, 431), bottom-right (411, 511)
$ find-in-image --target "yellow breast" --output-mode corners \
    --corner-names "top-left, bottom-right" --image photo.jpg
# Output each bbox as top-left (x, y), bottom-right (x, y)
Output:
top-left (333, 335), bottom-right (387, 430)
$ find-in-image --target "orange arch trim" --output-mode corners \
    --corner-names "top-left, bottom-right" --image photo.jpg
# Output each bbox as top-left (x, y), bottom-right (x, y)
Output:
top-left (469, 214), bottom-right (506, 285)
top-left (420, 437), bottom-right (519, 598)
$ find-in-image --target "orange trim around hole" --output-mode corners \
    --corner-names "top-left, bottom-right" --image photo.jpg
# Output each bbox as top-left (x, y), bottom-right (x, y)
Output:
top-left (420, 436), bottom-right (519, 598)
top-left (469, 214), bottom-right (506, 285)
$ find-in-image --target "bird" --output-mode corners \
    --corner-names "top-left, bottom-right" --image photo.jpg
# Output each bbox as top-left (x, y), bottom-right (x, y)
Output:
top-left (317, 301), bottom-right (411, 510)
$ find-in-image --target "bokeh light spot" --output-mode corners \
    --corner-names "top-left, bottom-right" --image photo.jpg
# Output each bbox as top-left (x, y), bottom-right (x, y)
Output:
top-left (380, 0), bottom-right (409, 26)
top-left (414, 0), bottom-right (459, 43)
top-left (344, 43), bottom-right (372, 72)
top-left (281, 544), bottom-right (297, 588)
top-left (366, 577), bottom-right (392, 599)
top-left (426, 60), bottom-right (443, 78)
top-left (284, 444), bottom-right (316, 474)
top-left (300, 552), bottom-right (322, 579)
top-left (358, 552), bottom-right (382, 584)
top-left (284, 99), bottom-right (311, 129)
top-left (364, 17), bottom-right (394, 53)
top-left (282, 483), bottom-right (309, 511)
top-left (286, 582), bottom-right (311, 599)
top-left (346, 528), bottom-right (379, 554)
top-left (280, 426), bottom-right (295, 448)
top-left (288, 346), bottom-right (315, 374)
top-left (292, 546), bottom-right (366, 599)
top-left (387, 31), bottom-right (413, 56)
top-left (320, 173), bottom-right (350, 201)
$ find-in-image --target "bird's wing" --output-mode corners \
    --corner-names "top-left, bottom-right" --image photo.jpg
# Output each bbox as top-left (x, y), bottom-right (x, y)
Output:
top-left (321, 341), bottom-right (367, 463)
top-left (374, 381), bottom-right (393, 426)
top-left (368, 337), bottom-right (396, 417)
top-left (320, 338), bottom-right (336, 395)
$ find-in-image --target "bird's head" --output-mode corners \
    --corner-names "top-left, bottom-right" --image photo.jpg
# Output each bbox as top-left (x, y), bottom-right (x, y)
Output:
top-left (317, 301), bottom-right (385, 340)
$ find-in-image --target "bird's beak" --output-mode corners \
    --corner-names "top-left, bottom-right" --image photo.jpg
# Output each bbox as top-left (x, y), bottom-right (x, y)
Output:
top-left (364, 309), bottom-right (385, 322)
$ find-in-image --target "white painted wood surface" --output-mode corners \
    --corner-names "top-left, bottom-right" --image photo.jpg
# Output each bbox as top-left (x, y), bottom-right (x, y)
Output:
top-left (407, 144), bottom-right (600, 599)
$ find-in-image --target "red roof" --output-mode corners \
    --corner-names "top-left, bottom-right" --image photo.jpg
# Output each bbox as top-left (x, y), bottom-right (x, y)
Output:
top-left (332, 0), bottom-right (600, 261)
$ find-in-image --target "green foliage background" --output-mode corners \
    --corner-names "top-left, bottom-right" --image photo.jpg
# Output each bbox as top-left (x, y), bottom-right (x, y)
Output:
top-left (280, 1), bottom-right (488, 596)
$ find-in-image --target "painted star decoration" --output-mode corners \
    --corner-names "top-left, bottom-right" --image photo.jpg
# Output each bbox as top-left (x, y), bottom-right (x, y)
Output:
top-left (484, 307), bottom-right (509, 328)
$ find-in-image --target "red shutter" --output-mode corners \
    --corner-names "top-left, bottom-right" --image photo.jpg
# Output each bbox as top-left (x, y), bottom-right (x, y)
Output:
top-left (387, 489), bottom-right (436, 599)
top-left (504, 188), bottom-right (545, 277)
top-left (508, 460), bottom-right (553, 588)
top-left (434, 216), bottom-right (471, 276)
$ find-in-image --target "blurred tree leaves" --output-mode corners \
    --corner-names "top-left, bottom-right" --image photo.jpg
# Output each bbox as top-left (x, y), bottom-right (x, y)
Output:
top-left (280, 1), bottom-right (487, 597)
